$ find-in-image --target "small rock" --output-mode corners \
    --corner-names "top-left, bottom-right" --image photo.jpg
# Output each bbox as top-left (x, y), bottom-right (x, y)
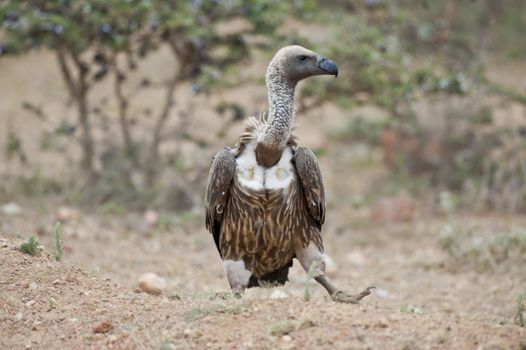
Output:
top-left (32, 320), bottom-right (42, 330)
top-left (1, 202), bottom-right (23, 216)
top-left (14, 312), bottom-right (23, 321)
top-left (375, 317), bottom-right (389, 328)
top-left (93, 320), bottom-right (113, 334)
top-left (183, 328), bottom-right (193, 338)
top-left (297, 319), bottom-right (317, 330)
top-left (51, 279), bottom-right (61, 285)
top-left (25, 300), bottom-right (36, 308)
top-left (169, 293), bottom-right (181, 300)
top-left (144, 210), bottom-right (159, 226)
top-left (137, 273), bottom-right (166, 296)
top-left (56, 206), bottom-right (79, 222)
top-left (107, 335), bottom-right (118, 343)
top-left (28, 282), bottom-right (38, 290)
top-left (323, 254), bottom-right (338, 274)
top-left (269, 290), bottom-right (289, 299)
top-left (67, 318), bottom-right (78, 322)
top-left (282, 335), bottom-right (292, 342)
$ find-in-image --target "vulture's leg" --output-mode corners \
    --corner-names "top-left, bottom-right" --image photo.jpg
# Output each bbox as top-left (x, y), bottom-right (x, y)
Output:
top-left (296, 242), bottom-right (374, 303)
top-left (223, 260), bottom-right (251, 297)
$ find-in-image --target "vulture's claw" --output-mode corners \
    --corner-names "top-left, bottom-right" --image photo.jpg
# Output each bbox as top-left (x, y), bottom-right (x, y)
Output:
top-left (331, 286), bottom-right (376, 304)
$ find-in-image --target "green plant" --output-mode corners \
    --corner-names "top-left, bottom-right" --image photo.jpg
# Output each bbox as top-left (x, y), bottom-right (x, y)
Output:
top-left (439, 225), bottom-right (526, 270)
top-left (53, 221), bottom-right (64, 261)
top-left (515, 294), bottom-right (525, 327)
top-left (20, 236), bottom-right (39, 256)
top-left (5, 123), bottom-right (26, 163)
top-left (304, 261), bottom-right (320, 301)
top-left (0, 0), bottom-right (298, 188)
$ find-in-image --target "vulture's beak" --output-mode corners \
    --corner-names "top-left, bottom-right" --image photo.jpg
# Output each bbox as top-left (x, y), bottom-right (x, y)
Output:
top-left (317, 56), bottom-right (338, 77)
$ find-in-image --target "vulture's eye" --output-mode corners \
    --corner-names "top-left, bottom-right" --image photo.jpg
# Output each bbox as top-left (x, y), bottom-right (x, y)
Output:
top-left (298, 55), bottom-right (307, 62)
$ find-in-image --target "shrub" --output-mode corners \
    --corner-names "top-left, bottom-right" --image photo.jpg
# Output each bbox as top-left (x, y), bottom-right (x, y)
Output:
top-left (20, 236), bottom-right (39, 256)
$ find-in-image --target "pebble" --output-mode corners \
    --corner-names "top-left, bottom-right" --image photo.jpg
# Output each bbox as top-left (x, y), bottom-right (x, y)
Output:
top-left (56, 206), bottom-right (79, 222)
top-left (144, 210), bottom-right (159, 226)
top-left (375, 317), bottom-right (389, 328)
top-left (28, 282), bottom-right (38, 290)
top-left (32, 320), bottom-right (42, 330)
top-left (1, 202), bottom-right (23, 215)
top-left (93, 320), bottom-right (113, 334)
top-left (107, 335), bottom-right (118, 343)
top-left (15, 312), bottom-right (23, 321)
top-left (25, 300), bottom-right (36, 308)
top-left (183, 328), bottom-right (194, 338)
top-left (282, 335), bottom-right (292, 342)
top-left (137, 273), bottom-right (166, 296)
top-left (269, 290), bottom-right (289, 299)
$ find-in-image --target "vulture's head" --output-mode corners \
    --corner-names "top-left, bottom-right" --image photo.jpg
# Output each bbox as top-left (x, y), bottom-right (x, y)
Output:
top-left (267, 45), bottom-right (338, 84)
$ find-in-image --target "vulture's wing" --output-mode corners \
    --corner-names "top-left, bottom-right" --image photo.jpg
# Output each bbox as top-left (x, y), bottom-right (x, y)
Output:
top-left (205, 148), bottom-right (236, 257)
top-left (293, 147), bottom-right (325, 228)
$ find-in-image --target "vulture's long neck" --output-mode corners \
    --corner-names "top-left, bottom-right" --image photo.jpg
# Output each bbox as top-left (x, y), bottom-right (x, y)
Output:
top-left (256, 65), bottom-right (296, 167)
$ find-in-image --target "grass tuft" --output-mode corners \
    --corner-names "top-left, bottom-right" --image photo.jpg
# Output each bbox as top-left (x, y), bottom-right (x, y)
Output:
top-left (515, 294), bottom-right (525, 327)
top-left (20, 236), bottom-right (39, 256)
top-left (439, 225), bottom-right (526, 270)
top-left (304, 261), bottom-right (320, 301)
top-left (53, 221), bottom-right (64, 261)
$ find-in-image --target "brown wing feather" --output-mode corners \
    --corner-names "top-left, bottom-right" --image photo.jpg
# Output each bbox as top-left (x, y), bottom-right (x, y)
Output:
top-left (293, 147), bottom-right (325, 228)
top-left (205, 148), bottom-right (236, 256)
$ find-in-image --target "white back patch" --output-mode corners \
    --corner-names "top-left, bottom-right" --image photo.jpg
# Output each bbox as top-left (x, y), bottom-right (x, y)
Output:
top-left (235, 143), bottom-right (295, 192)
top-left (265, 147), bottom-right (295, 191)
top-left (235, 143), bottom-right (265, 190)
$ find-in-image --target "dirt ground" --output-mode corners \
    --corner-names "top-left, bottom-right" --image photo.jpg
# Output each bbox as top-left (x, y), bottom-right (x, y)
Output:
top-left (1, 209), bottom-right (525, 349)
top-left (1, 50), bottom-right (526, 349)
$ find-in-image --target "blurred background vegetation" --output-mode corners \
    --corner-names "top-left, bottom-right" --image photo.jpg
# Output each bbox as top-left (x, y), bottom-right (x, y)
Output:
top-left (1, 0), bottom-right (526, 214)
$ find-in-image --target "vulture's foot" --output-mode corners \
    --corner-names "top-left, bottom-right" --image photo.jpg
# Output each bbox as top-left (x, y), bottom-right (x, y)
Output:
top-left (331, 286), bottom-right (375, 304)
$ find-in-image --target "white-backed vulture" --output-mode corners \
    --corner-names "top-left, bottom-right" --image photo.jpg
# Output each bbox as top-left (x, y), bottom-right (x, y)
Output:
top-left (205, 45), bottom-right (374, 303)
